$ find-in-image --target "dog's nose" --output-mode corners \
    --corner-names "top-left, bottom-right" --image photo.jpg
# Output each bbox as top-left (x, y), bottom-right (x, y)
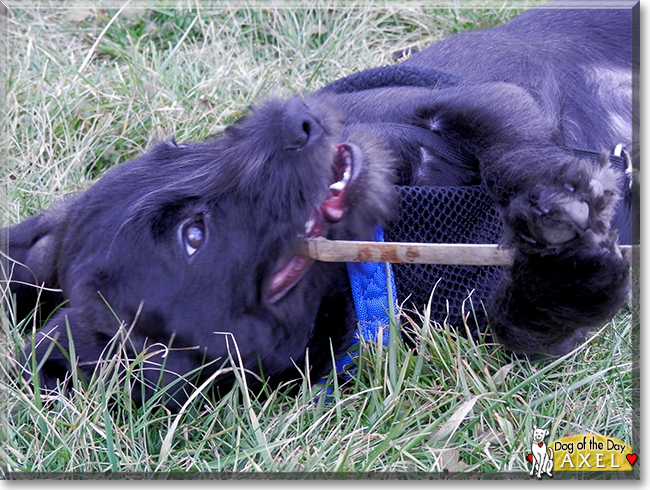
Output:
top-left (282, 98), bottom-right (322, 150)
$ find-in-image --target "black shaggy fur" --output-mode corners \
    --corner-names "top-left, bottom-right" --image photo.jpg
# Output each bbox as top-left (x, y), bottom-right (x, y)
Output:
top-left (1, 5), bottom-right (635, 407)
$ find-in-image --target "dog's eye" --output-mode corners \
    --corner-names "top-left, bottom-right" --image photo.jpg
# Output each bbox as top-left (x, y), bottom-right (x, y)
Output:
top-left (182, 221), bottom-right (205, 256)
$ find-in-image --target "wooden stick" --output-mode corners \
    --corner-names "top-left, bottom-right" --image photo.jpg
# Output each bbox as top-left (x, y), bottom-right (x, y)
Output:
top-left (298, 238), bottom-right (635, 266)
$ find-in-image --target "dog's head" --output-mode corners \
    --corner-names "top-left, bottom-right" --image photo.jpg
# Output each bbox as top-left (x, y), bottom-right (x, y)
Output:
top-left (531, 426), bottom-right (550, 444)
top-left (2, 95), bottom-right (396, 406)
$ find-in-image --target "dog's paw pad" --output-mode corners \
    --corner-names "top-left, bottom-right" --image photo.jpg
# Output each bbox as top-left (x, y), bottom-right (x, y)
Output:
top-left (533, 190), bottom-right (589, 245)
top-left (511, 185), bottom-right (588, 247)
top-left (508, 154), bottom-right (621, 251)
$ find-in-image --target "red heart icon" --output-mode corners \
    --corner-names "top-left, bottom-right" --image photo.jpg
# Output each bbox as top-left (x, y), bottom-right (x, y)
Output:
top-left (538, 443), bottom-right (544, 447)
top-left (626, 454), bottom-right (637, 466)
top-left (527, 454), bottom-right (533, 463)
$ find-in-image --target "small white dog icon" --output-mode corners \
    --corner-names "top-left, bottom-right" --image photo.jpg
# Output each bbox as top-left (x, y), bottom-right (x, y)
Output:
top-left (529, 425), bottom-right (553, 479)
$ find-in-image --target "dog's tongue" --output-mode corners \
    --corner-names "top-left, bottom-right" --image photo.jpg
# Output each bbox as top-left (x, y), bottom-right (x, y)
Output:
top-left (267, 209), bottom-right (322, 303)
top-left (321, 193), bottom-right (345, 222)
top-left (268, 255), bottom-right (314, 303)
top-left (268, 144), bottom-right (354, 303)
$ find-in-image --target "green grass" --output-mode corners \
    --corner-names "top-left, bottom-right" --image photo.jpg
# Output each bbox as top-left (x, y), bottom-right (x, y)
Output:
top-left (0, 0), bottom-right (638, 477)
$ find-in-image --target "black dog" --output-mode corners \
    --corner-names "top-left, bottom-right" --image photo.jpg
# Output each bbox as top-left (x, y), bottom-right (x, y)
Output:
top-left (1, 5), bottom-right (635, 407)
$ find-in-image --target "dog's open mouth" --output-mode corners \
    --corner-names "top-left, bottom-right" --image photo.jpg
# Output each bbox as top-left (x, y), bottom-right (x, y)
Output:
top-left (268, 144), bottom-right (357, 303)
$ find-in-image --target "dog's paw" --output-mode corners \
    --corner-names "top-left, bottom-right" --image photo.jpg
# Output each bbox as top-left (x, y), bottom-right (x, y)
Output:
top-left (505, 153), bottom-right (621, 254)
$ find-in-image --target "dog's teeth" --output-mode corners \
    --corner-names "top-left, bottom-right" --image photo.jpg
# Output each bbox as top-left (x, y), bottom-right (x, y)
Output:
top-left (329, 181), bottom-right (346, 191)
top-left (305, 216), bottom-right (316, 232)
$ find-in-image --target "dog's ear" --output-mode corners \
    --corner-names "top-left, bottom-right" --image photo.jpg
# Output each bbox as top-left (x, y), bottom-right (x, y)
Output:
top-left (533, 425), bottom-right (538, 431)
top-left (20, 308), bottom-right (76, 390)
top-left (20, 306), bottom-right (104, 394)
top-left (1, 197), bottom-right (77, 320)
top-left (544, 429), bottom-right (550, 438)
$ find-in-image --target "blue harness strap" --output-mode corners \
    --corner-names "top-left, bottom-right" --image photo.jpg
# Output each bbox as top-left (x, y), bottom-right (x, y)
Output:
top-left (335, 227), bottom-right (398, 373)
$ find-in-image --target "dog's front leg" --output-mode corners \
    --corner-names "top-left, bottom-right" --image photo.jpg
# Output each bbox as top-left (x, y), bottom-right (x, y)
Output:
top-left (486, 150), bottom-right (630, 358)
top-left (537, 453), bottom-right (547, 479)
